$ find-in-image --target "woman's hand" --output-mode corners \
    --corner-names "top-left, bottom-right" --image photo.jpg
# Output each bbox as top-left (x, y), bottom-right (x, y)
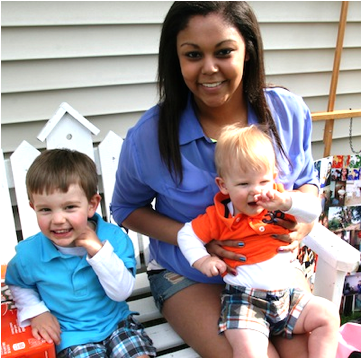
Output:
top-left (205, 240), bottom-right (245, 275)
top-left (273, 217), bottom-right (315, 256)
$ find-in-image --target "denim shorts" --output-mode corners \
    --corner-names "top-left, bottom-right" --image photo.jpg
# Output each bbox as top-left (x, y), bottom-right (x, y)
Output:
top-left (147, 260), bottom-right (304, 312)
top-left (147, 269), bottom-right (198, 312)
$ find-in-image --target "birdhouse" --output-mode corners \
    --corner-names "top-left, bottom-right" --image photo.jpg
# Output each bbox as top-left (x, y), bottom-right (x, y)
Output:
top-left (37, 102), bottom-right (100, 161)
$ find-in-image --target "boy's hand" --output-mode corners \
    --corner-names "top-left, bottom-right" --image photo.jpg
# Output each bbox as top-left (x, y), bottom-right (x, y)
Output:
top-left (30, 312), bottom-right (61, 345)
top-left (75, 225), bottom-right (103, 257)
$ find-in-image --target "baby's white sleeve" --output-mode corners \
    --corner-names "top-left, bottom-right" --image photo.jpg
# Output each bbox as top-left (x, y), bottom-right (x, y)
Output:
top-left (177, 222), bottom-right (210, 266)
top-left (285, 192), bottom-right (322, 223)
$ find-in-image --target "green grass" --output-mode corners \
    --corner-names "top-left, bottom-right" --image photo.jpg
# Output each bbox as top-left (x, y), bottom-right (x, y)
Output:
top-left (341, 311), bottom-right (361, 325)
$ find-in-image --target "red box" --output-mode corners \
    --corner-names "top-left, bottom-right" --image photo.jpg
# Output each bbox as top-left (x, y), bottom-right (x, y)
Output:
top-left (1, 300), bottom-right (56, 358)
top-left (1, 265), bottom-right (56, 357)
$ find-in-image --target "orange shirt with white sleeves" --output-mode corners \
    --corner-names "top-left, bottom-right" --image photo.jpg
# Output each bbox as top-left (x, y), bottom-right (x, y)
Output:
top-left (191, 183), bottom-right (295, 270)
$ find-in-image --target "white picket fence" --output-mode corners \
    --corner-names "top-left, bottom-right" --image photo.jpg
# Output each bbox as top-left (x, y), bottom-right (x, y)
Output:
top-left (1, 102), bottom-right (361, 357)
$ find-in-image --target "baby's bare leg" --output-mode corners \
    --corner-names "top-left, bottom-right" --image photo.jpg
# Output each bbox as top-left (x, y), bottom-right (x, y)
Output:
top-left (293, 296), bottom-right (340, 357)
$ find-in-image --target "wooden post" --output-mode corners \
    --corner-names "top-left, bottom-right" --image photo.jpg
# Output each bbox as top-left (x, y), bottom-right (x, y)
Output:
top-left (323, 1), bottom-right (349, 157)
top-left (323, 1), bottom-right (348, 157)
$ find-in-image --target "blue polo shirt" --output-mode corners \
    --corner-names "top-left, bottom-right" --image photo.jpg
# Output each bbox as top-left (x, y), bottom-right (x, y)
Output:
top-left (111, 87), bottom-right (319, 283)
top-left (6, 213), bottom-right (136, 352)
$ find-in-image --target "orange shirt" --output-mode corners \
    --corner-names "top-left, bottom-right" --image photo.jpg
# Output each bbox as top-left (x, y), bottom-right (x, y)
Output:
top-left (191, 184), bottom-right (295, 270)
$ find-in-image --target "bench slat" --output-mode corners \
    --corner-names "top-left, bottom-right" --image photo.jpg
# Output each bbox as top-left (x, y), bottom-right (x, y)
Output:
top-left (145, 322), bottom-right (186, 352)
top-left (10, 141), bottom-right (40, 240)
top-left (1, 150), bottom-right (18, 263)
top-left (133, 272), bottom-right (151, 296)
top-left (158, 347), bottom-right (199, 358)
top-left (128, 296), bottom-right (161, 323)
top-left (97, 131), bottom-right (123, 222)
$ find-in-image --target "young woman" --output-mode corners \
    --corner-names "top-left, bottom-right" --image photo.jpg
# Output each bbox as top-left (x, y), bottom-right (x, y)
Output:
top-left (111, 2), bottom-right (319, 356)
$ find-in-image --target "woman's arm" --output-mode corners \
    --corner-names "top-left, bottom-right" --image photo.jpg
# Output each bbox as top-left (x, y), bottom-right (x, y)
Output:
top-left (122, 206), bottom-right (183, 246)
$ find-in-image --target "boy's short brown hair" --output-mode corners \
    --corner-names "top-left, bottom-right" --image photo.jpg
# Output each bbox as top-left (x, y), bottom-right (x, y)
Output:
top-left (26, 149), bottom-right (98, 201)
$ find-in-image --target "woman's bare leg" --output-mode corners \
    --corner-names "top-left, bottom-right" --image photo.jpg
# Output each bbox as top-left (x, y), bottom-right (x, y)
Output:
top-left (162, 283), bottom-right (232, 357)
top-left (225, 328), bottom-right (272, 358)
top-left (162, 283), bottom-right (279, 358)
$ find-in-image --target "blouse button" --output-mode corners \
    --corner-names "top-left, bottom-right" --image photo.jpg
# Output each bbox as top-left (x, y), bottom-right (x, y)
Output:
top-left (259, 226), bottom-right (265, 232)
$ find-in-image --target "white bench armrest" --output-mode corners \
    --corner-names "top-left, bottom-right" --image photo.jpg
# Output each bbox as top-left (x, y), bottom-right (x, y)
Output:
top-left (303, 222), bottom-right (361, 307)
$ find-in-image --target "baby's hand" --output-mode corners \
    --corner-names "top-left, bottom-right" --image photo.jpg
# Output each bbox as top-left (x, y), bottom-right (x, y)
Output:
top-left (193, 256), bottom-right (227, 277)
top-left (30, 312), bottom-right (61, 345)
top-left (255, 189), bottom-right (291, 212)
top-left (254, 189), bottom-right (274, 204)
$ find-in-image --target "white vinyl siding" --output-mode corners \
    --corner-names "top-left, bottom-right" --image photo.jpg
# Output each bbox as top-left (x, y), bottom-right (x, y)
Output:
top-left (1, 1), bottom-right (361, 159)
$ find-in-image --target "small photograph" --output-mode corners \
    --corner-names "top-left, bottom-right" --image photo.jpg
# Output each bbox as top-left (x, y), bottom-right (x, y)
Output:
top-left (342, 271), bottom-right (361, 314)
top-left (347, 168), bottom-right (361, 181)
top-left (343, 155), bottom-right (351, 168)
top-left (314, 159), bottom-right (322, 183)
top-left (320, 157), bottom-right (333, 188)
top-left (340, 167), bottom-right (349, 181)
top-left (348, 155), bottom-right (361, 169)
top-left (328, 206), bottom-right (361, 234)
top-left (349, 230), bottom-right (361, 251)
top-left (319, 212), bottom-right (329, 228)
top-left (332, 155), bottom-right (344, 169)
top-left (297, 245), bottom-right (316, 280)
top-left (331, 168), bottom-right (341, 181)
top-left (330, 181), bottom-right (347, 206)
top-left (320, 186), bottom-right (331, 211)
top-left (345, 180), bottom-right (361, 207)
top-left (343, 272), bottom-right (361, 296)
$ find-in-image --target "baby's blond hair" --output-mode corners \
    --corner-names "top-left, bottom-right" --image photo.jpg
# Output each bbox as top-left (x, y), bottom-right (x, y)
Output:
top-left (215, 124), bottom-right (277, 179)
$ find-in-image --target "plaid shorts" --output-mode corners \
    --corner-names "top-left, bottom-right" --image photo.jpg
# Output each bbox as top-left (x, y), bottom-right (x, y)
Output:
top-left (57, 315), bottom-right (157, 358)
top-left (219, 285), bottom-right (312, 339)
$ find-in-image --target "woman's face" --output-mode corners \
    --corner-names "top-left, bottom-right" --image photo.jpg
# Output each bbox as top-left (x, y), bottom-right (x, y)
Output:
top-left (177, 13), bottom-right (247, 110)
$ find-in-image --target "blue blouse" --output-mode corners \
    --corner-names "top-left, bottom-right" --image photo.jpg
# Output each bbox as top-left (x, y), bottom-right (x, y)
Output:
top-left (111, 87), bottom-right (319, 283)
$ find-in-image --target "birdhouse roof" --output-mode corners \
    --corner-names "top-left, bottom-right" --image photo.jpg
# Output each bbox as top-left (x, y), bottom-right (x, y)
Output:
top-left (37, 102), bottom-right (100, 142)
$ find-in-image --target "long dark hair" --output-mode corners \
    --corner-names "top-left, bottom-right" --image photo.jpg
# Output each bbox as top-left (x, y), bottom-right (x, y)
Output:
top-left (158, 1), bottom-right (287, 182)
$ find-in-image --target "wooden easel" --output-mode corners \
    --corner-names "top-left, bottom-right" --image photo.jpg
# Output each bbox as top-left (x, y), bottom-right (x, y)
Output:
top-left (314, 1), bottom-right (361, 157)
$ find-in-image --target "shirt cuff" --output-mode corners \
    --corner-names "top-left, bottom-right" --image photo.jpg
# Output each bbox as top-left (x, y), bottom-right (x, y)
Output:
top-left (17, 302), bottom-right (49, 328)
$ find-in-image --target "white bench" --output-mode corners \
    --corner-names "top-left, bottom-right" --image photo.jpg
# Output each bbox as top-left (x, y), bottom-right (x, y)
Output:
top-left (1, 102), bottom-right (360, 357)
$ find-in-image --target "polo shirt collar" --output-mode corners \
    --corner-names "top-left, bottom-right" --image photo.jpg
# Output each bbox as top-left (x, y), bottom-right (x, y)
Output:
top-left (178, 93), bottom-right (258, 145)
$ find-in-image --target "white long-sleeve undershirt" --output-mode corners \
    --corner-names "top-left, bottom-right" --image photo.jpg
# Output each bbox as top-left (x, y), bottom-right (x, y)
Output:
top-left (9, 240), bottom-right (134, 327)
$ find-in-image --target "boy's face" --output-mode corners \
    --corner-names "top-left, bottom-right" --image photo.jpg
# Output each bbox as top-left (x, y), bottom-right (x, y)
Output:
top-left (216, 166), bottom-right (275, 217)
top-left (30, 184), bottom-right (99, 247)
